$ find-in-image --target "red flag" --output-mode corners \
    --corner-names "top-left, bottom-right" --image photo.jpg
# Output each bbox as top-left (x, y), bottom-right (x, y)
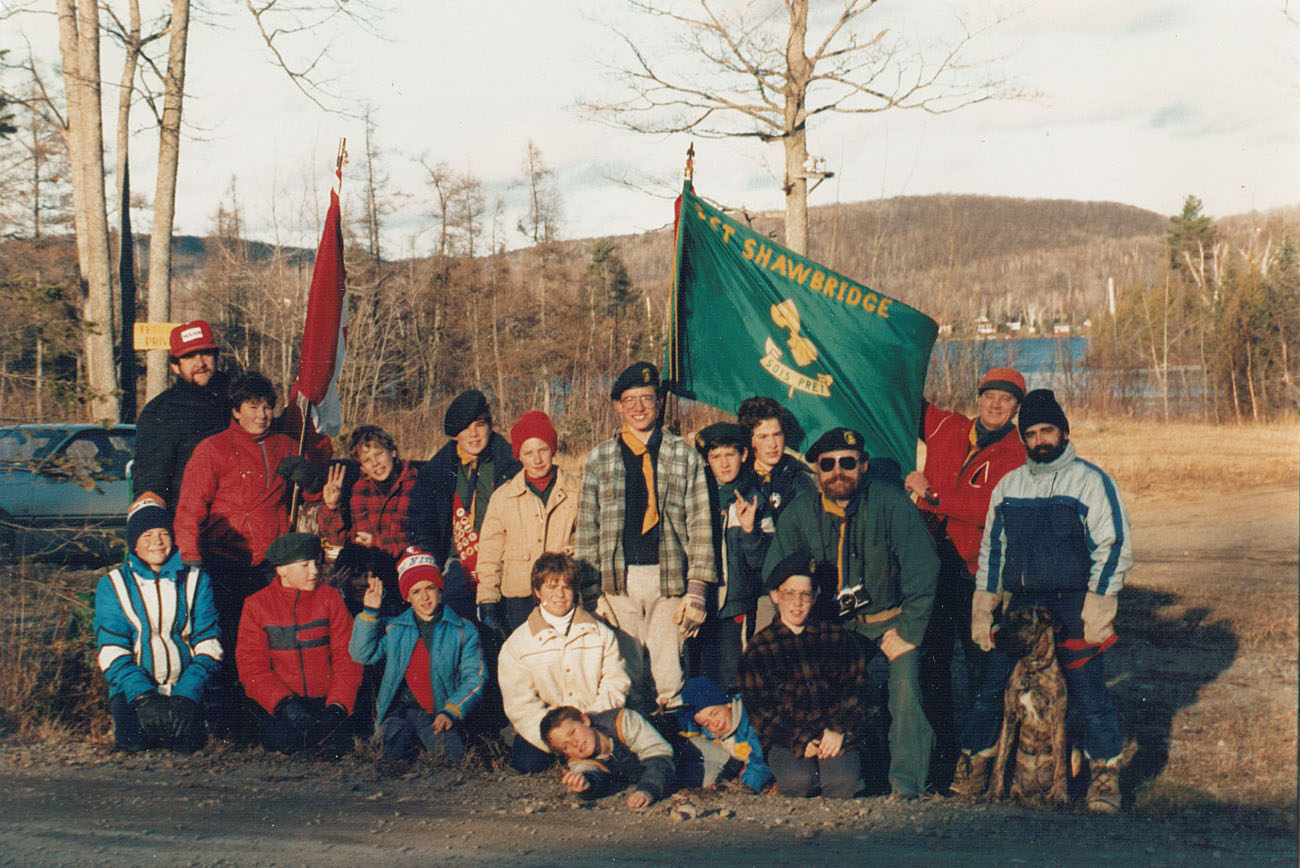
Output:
top-left (294, 173), bottom-right (347, 406)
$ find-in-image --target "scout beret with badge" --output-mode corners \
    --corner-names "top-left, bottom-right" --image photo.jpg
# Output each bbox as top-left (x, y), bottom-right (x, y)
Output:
top-left (804, 426), bottom-right (868, 463)
top-left (610, 361), bottom-right (661, 400)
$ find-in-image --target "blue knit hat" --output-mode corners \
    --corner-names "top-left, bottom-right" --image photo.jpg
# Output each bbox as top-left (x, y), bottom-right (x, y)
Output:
top-left (126, 496), bottom-right (171, 552)
top-left (675, 676), bottom-right (733, 729)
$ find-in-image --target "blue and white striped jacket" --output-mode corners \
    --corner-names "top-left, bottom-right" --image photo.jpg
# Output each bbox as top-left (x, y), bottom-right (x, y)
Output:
top-left (94, 550), bottom-right (223, 702)
top-left (978, 442), bottom-right (1132, 597)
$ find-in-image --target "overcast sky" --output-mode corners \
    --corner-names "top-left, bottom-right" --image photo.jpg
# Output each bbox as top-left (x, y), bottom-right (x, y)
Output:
top-left (7, 0), bottom-right (1298, 254)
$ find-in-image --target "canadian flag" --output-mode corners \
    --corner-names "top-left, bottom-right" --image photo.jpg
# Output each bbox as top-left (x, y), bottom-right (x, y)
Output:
top-left (292, 159), bottom-right (347, 436)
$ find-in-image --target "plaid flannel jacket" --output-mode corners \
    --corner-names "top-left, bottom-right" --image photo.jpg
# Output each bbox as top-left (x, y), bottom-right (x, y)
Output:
top-left (317, 459), bottom-right (419, 559)
top-left (738, 619), bottom-right (868, 756)
top-left (575, 428), bottom-right (715, 599)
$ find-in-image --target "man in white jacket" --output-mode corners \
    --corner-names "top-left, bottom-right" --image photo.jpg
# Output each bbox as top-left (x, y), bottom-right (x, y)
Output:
top-left (951, 389), bottom-right (1133, 814)
top-left (498, 553), bottom-right (631, 772)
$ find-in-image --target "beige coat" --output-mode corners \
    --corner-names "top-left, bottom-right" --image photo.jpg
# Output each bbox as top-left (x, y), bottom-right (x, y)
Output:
top-left (475, 467), bottom-right (580, 604)
top-left (498, 606), bottom-right (630, 750)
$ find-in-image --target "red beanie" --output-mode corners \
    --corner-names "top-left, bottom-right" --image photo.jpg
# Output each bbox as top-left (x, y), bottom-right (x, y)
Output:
top-left (978, 367), bottom-right (1026, 402)
top-left (397, 551), bottom-right (444, 600)
top-left (510, 410), bottom-right (558, 458)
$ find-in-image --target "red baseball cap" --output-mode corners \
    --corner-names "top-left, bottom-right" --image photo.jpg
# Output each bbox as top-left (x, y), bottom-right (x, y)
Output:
top-left (169, 320), bottom-right (218, 358)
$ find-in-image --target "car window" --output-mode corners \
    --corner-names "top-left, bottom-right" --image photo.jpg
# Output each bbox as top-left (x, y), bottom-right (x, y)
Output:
top-left (56, 431), bottom-right (132, 480)
top-left (0, 429), bottom-right (63, 465)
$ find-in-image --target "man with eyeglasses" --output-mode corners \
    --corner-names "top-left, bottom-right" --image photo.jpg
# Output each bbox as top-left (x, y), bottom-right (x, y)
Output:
top-left (575, 362), bottom-right (714, 712)
top-left (762, 427), bottom-right (939, 799)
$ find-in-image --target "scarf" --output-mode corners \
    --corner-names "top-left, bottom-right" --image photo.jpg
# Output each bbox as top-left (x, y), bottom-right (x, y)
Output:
top-left (456, 444), bottom-right (480, 517)
top-left (753, 457), bottom-right (774, 480)
top-left (968, 420), bottom-right (1015, 465)
top-left (620, 425), bottom-right (659, 534)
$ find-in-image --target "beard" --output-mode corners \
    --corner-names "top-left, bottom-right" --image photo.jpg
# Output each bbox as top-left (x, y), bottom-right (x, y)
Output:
top-left (821, 473), bottom-right (859, 500)
top-left (1028, 441), bottom-right (1067, 463)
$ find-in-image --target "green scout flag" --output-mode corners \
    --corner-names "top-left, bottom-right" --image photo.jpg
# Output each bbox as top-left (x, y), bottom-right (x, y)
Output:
top-left (665, 183), bottom-right (938, 471)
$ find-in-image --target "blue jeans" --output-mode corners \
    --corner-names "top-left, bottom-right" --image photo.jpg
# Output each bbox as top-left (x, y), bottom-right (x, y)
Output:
top-left (766, 746), bottom-right (863, 798)
top-left (380, 704), bottom-right (466, 763)
top-left (509, 733), bottom-right (555, 773)
top-left (961, 596), bottom-right (1122, 762)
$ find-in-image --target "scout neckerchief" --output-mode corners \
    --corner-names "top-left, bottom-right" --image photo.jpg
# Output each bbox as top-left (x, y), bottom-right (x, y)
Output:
top-left (821, 495), bottom-right (848, 593)
top-left (620, 425), bottom-right (659, 534)
top-left (451, 445), bottom-right (482, 584)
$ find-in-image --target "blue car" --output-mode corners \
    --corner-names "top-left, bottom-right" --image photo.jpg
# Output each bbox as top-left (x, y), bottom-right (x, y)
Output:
top-left (0, 424), bottom-right (135, 563)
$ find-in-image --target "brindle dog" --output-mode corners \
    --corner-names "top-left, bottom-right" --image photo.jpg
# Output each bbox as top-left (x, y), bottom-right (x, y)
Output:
top-left (984, 605), bottom-right (1070, 807)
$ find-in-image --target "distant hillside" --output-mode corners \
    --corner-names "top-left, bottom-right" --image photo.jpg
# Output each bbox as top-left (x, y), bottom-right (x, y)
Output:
top-left (539, 194), bottom-right (1171, 332)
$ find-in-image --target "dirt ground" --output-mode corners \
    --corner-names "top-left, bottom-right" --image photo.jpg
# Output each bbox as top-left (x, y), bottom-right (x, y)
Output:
top-left (0, 482), bottom-right (1295, 865)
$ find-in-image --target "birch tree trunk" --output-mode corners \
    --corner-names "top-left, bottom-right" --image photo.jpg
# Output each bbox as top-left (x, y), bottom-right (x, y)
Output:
top-left (146, 0), bottom-right (191, 400)
top-left (58, 0), bottom-right (119, 422)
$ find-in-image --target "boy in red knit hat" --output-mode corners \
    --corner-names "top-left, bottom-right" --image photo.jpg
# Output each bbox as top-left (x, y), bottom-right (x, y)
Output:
top-left (349, 551), bottom-right (487, 775)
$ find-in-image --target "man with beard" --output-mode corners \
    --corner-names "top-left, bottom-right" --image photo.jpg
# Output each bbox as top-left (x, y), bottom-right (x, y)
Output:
top-left (903, 368), bottom-right (1027, 789)
top-left (133, 321), bottom-right (228, 510)
top-left (762, 428), bottom-right (939, 798)
top-left (951, 390), bottom-right (1132, 814)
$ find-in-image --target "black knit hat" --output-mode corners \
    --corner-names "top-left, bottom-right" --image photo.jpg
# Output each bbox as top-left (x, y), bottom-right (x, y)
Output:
top-left (126, 496), bottom-right (172, 552)
top-left (1017, 389), bottom-right (1070, 439)
top-left (804, 427), bottom-right (867, 463)
top-left (610, 361), bottom-right (660, 400)
top-left (765, 550), bottom-right (818, 592)
top-left (694, 422), bottom-right (749, 455)
top-left (265, 532), bottom-right (323, 567)
top-left (444, 389), bottom-right (490, 436)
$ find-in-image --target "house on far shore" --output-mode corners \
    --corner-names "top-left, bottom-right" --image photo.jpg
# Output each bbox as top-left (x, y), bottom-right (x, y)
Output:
top-left (1053, 323), bottom-right (1072, 335)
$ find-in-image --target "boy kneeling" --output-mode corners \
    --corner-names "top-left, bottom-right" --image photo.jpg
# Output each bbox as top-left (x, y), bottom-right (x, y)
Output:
top-left (349, 551), bottom-right (486, 772)
top-left (739, 552), bottom-right (869, 798)
top-left (541, 706), bottom-right (674, 810)
top-left (237, 532), bottom-right (362, 759)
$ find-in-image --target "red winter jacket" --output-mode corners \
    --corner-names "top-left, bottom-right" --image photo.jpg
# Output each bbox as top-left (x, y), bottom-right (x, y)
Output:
top-left (236, 579), bottom-right (363, 714)
top-left (917, 401), bottom-right (1026, 573)
top-left (174, 422), bottom-right (313, 566)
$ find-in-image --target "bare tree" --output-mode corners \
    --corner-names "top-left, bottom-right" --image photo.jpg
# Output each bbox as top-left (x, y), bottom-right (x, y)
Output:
top-left (581, 0), bottom-right (1019, 254)
top-left (57, 0), bottom-right (118, 421)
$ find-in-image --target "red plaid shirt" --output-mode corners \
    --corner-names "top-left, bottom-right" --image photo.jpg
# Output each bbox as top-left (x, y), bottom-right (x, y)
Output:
top-left (318, 459), bottom-right (419, 558)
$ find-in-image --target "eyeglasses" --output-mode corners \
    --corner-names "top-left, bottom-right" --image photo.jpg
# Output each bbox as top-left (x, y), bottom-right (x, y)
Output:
top-left (778, 589), bottom-right (815, 603)
top-left (619, 394), bottom-right (658, 408)
top-left (818, 455), bottom-right (859, 472)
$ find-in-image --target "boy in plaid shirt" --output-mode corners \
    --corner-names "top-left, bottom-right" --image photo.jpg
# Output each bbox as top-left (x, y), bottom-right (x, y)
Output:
top-left (739, 551), bottom-right (869, 799)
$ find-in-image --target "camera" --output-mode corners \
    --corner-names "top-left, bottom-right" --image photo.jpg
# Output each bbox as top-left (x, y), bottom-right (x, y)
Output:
top-left (837, 583), bottom-right (871, 619)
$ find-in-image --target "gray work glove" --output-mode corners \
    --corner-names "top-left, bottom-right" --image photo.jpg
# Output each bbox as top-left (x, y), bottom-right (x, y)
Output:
top-left (971, 590), bottom-right (1002, 653)
top-left (1081, 592), bottom-right (1118, 644)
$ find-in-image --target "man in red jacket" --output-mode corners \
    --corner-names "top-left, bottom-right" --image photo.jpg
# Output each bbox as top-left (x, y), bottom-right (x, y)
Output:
top-left (904, 367), bottom-right (1027, 791)
top-left (237, 532), bottom-right (363, 758)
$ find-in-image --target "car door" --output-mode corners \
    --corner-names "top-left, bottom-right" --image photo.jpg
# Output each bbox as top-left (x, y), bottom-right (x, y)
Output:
top-left (26, 428), bottom-right (135, 558)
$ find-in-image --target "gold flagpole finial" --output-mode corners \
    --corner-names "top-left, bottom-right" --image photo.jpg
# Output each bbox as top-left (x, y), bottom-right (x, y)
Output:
top-left (684, 142), bottom-right (695, 183)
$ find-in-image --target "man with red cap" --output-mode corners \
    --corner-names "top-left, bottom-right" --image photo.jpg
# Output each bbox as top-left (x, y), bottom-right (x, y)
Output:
top-left (133, 320), bottom-right (229, 510)
top-left (903, 366), bottom-right (1027, 791)
top-left (349, 551), bottom-right (487, 774)
top-left (476, 410), bottom-right (581, 637)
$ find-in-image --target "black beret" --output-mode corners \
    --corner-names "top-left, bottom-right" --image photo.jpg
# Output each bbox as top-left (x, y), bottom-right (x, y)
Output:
top-left (766, 550), bottom-right (818, 592)
top-left (804, 427), bottom-right (867, 463)
top-left (1017, 389), bottom-right (1070, 438)
top-left (610, 362), bottom-right (660, 400)
top-left (694, 422), bottom-right (749, 455)
top-left (444, 389), bottom-right (490, 436)
top-left (265, 532), bottom-right (323, 567)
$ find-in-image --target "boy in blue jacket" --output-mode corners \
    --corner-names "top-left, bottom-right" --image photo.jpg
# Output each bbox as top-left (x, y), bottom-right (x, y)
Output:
top-left (675, 676), bottom-right (773, 792)
top-left (349, 551), bottom-right (487, 773)
top-left (95, 497), bottom-right (222, 752)
top-left (693, 423), bottom-right (773, 694)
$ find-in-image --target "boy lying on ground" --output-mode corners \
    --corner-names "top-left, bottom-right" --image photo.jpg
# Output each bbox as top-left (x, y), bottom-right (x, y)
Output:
top-left (540, 705), bottom-right (674, 810)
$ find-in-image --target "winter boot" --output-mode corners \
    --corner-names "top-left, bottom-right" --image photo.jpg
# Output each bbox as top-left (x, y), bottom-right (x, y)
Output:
top-left (1086, 757), bottom-right (1121, 814)
top-left (949, 750), bottom-right (992, 799)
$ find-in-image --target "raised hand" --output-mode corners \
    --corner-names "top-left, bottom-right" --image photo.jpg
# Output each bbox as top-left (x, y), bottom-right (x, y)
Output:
top-left (322, 463), bottom-right (346, 511)
top-left (733, 490), bottom-right (758, 533)
top-left (362, 575), bottom-right (384, 610)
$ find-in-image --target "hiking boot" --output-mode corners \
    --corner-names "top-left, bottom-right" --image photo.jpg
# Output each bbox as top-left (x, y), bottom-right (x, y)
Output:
top-left (949, 751), bottom-right (991, 799)
top-left (1086, 759), bottom-right (1121, 814)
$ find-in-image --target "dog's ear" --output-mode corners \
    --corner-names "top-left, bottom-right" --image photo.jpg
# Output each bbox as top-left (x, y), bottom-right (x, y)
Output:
top-left (1045, 606), bottom-right (1065, 639)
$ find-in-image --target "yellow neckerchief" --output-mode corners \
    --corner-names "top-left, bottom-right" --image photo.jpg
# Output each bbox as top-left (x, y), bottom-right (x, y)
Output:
top-left (753, 457), bottom-right (774, 481)
top-left (620, 425), bottom-right (659, 534)
top-left (456, 444), bottom-right (479, 516)
top-left (821, 494), bottom-right (848, 592)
